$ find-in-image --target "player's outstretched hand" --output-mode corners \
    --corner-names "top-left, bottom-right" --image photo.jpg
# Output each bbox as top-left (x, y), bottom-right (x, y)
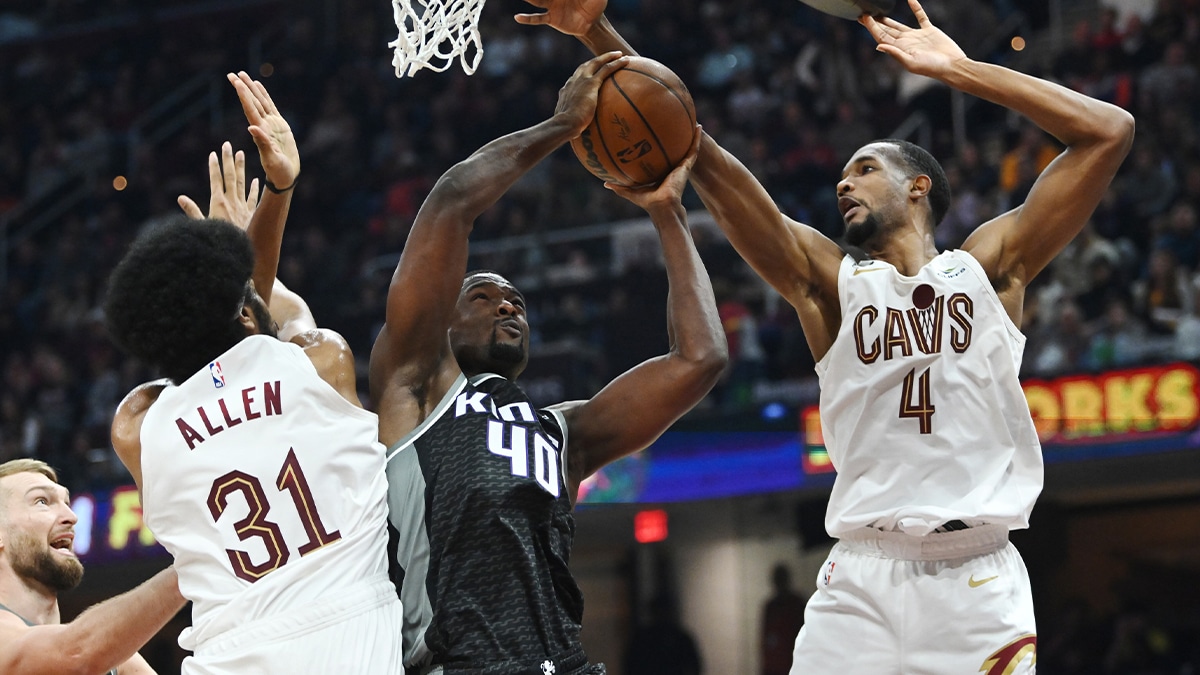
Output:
top-left (514, 0), bottom-right (606, 37)
top-left (606, 125), bottom-right (701, 212)
top-left (555, 52), bottom-right (628, 135)
top-left (178, 141), bottom-right (260, 230)
top-left (227, 71), bottom-right (299, 191)
top-left (860, 0), bottom-right (966, 79)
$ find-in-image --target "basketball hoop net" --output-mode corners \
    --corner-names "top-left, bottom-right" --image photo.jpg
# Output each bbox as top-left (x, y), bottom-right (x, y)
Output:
top-left (389, 0), bottom-right (485, 77)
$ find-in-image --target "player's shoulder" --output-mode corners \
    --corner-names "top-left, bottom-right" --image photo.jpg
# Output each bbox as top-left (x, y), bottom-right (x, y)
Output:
top-left (0, 607), bottom-right (30, 631)
top-left (112, 379), bottom-right (170, 463)
top-left (545, 400), bottom-right (584, 415)
top-left (289, 328), bottom-right (353, 358)
top-left (0, 609), bottom-right (32, 672)
top-left (543, 399), bottom-right (584, 429)
top-left (114, 379), bottom-right (171, 422)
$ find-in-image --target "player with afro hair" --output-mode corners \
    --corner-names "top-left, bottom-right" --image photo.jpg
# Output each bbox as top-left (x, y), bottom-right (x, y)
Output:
top-left (105, 215), bottom-right (275, 384)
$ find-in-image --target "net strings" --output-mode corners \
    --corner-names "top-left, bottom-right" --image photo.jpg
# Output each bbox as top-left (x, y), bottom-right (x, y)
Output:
top-left (390, 0), bottom-right (486, 78)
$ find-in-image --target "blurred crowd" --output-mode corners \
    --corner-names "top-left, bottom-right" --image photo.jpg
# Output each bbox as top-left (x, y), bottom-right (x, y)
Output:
top-left (4, 1), bottom-right (1200, 671)
top-left (1, 0), bottom-right (1199, 485)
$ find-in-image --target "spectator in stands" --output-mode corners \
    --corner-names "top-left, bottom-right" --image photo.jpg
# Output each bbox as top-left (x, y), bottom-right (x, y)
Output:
top-left (998, 123), bottom-right (1060, 205)
top-left (1133, 247), bottom-right (1193, 334)
top-left (624, 594), bottom-right (703, 675)
top-left (1138, 41), bottom-right (1197, 113)
top-left (759, 564), bottom-right (806, 675)
top-left (1087, 295), bottom-right (1149, 368)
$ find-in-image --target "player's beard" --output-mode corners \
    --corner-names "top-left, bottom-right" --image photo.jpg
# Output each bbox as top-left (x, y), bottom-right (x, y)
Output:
top-left (488, 329), bottom-right (526, 367)
top-left (247, 295), bottom-right (278, 339)
top-left (8, 531), bottom-right (84, 592)
top-left (844, 211), bottom-right (881, 248)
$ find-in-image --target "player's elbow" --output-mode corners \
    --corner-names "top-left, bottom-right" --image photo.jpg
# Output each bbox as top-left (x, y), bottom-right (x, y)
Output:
top-left (1110, 108), bottom-right (1136, 153)
top-left (1094, 104), bottom-right (1135, 154)
top-left (683, 339), bottom-right (729, 388)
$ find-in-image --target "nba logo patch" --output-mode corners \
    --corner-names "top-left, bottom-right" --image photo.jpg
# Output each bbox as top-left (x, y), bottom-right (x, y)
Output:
top-left (209, 361), bottom-right (226, 389)
top-left (823, 561), bottom-right (836, 586)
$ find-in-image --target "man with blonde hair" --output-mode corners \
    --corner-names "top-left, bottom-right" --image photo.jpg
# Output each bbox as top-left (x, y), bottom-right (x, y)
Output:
top-left (0, 458), bottom-right (185, 674)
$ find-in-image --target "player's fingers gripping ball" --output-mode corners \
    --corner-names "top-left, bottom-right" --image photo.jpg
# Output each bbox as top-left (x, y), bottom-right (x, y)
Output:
top-left (570, 56), bottom-right (697, 188)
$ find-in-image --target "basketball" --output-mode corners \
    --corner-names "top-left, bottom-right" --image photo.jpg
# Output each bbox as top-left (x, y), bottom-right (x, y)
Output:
top-left (570, 56), bottom-right (697, 188)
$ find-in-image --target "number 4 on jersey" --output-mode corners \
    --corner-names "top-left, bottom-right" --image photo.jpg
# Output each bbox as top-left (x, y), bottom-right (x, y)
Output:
top-left (900, 367), bottom-right (935, 434)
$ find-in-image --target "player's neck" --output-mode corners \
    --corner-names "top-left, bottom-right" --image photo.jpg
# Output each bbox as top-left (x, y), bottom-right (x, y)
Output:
top-left (0, 573), bottom-right (61, 625)
top-left (865, 229), bottom-right (940, 277)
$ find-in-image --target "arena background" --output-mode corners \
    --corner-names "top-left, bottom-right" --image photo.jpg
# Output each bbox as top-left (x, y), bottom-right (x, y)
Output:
top-left (2, 0), bottom-right (1198, 672)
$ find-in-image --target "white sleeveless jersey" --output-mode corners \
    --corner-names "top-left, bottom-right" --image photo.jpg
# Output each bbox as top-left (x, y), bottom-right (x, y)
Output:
top-left (140, 335), bottom-right (392, 649)
top-left (814, 251), bottom-right (1043, 537)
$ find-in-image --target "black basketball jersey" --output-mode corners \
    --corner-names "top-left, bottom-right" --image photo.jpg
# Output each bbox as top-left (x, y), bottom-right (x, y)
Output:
top-left (386, 373), bottom-right (591, 674)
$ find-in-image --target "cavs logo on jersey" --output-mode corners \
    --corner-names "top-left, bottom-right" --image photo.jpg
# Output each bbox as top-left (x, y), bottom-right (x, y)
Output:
top-left (209, 361), bottom-right (226, 389)
top-left (852, 288), bottom-right (975, 364)
top-left (979, 634), bottom-right (1036, 675)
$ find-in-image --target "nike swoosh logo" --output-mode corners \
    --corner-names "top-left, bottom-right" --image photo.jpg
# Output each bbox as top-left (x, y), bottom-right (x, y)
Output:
top-left (853, 267), bottom-right (887, 276)
top-left (968, 575), bottom-right (999, 588)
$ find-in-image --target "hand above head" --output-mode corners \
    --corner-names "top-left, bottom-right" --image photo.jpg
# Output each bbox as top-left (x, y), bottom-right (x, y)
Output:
top-left (606, 126), bottom-right (702, 212)
top-left (554, 51), bottom-right (629, 134)
top-left (178, 141), bottom-right (260, 229)
top-left (860, 0), bottom-right (967, 80)
top-left (227, 71), bottom-right (300, 191)
top-left (514, 0), bottom-right (607, 36)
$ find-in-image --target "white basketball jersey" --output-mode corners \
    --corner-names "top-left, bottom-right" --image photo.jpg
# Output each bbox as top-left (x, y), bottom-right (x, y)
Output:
top-left (815, 251), bottom-right (1043, 537)
top-left (140, 335), bottom-right (392, 649)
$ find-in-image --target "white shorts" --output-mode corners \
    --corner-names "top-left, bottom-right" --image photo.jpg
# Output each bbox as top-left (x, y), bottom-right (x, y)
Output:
top-left (791, 525), bottom-right (1036, 675)
top-left (181, 577), bottom-right (404, 675)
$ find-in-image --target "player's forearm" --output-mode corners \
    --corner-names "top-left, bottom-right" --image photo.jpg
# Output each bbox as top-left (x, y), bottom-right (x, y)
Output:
top-left (43, 567), bottom-right (182, 674)
top-left (426, 114), bottom-right (580, 223)
top-left (580, 15), bottom-right (638, 56)
top-left (940, 59), bottom-right (1134, 149)
top-left (269, 279), bottom-right (317, 340)
top-left (648, 204), bottom-right (727, 372)
top-left (117, 652), bottom-right (157, 675)
top-left (246, 188), bottom-right (294, 308)
top-left (689, 133), bottom-right (802, 291)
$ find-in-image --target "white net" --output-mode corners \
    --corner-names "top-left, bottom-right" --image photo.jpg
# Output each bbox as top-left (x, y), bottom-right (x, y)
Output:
top-left (390, 0), bottom-right (486, 78)
top-left (917, 304), bottom-right (937, 347)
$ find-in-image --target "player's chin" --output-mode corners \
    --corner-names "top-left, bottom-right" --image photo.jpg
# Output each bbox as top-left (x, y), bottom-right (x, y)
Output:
top-left (844, 216), bottom-right (879, 247)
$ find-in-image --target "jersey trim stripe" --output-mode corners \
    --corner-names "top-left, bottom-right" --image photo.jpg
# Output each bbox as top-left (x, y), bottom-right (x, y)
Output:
top-left (546, 407), bottom-right (571, 488)
top-left (386, 374), bottom-right (468, 462)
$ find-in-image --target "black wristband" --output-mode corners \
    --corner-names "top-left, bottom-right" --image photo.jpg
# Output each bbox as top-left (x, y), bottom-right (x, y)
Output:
top-left (264, 172), bottom-right (298, 194)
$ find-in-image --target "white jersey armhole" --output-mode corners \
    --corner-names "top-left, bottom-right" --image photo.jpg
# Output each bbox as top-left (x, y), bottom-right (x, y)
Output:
top-left (951, 250), bottom-right (1028, 363)
top-left (815, 255), bottom-right (857, 378)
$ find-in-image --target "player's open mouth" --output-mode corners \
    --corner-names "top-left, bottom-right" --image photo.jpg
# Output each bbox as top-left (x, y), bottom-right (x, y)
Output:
top-left (838, 196), bottom-right (863, 221)
top-left (50, 535), bottom-right (75, 555)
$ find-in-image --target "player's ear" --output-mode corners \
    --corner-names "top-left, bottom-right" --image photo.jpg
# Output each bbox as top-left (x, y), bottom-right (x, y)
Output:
top-left (910, 174), bottom-right (931, 200)
top-left (237, 305), bottom-right (258, 335)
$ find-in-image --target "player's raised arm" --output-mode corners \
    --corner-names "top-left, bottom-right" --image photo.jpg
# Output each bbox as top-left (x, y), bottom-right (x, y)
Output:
top-left (517, 0), bottom-right (846, 353)
top-left (551, 133), bottom-right (727, 497)
top-left (0, 567), bottom-right (184, 675)
top-left (863, 0), bottom-right (1134, 293)
top-left (226, 71), bottom-right (300, 308)
top-left (370, 52), bottom-right (628, 436)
